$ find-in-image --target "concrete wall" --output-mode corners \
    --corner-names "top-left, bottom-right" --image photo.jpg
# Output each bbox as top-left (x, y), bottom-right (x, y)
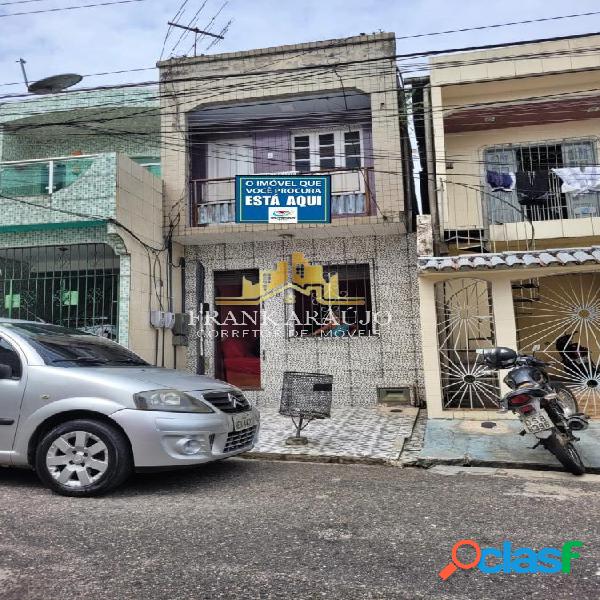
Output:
top-left (1, 132), bottom-right (158, 163)
top-left (429, 34), bottom-right (600, 247)
top-left (115, 156), bottom-right (169, 365)
top-left (419, 263), bottom-right (600, 419)
top-left (159, 33), bottom-right (406, 240)
top-left (429, 35), bottom-right (600, 87)
top-left (443, 120), bottom-right (600, 232)
top-left (0, 87), bottom-right (159, 162)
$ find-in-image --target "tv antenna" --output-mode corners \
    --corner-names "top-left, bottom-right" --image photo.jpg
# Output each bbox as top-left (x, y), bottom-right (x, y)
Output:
top-left (167, 21), bottom-right (225, 56)
top-left (17, 58), bottom-right (82, 95)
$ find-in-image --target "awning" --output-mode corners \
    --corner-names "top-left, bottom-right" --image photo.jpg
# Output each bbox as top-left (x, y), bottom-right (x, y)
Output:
top-left (419, 246), bottom-right (600, 273)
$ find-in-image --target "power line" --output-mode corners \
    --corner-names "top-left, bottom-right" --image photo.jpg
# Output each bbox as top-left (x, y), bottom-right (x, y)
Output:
top-left (0, 27), bottom-right (598, 96)
top-left (0, 0), bottom-right (51, 6)
top-left (0, 9), bottom-right (597, 88)
top-left (0, 41), bottom-right (596, 110)
top-left (0, 0), bottom-right (149, 18)
top-left (394, 10), bottom-right (600, 41)
top-left (5, 63), bottom-right (600, 137)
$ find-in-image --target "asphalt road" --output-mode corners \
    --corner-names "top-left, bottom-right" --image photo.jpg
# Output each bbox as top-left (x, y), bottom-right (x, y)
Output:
top-left (0, 460), bottom-right (599, 600)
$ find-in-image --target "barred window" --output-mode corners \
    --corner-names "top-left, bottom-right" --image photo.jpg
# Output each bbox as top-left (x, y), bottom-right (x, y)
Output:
top-left (292, 263), bottom-right (373, 338)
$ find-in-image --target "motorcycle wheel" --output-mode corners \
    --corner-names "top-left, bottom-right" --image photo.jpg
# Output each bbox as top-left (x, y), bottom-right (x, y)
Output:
top-left (549, 382), bottom-right (578, 416)
top-left (543, 431), bottom-right (586, 475)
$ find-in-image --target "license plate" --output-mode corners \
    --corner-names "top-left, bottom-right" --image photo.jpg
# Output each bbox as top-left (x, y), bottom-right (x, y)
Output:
top-left (522, 409), bottom-right (554, 434)
top-left (232, 412), bottom-right (255, 431)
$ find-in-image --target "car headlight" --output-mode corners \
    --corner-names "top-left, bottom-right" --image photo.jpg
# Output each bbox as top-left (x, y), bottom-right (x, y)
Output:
top-left (133, 389), bottom-right (214, 413)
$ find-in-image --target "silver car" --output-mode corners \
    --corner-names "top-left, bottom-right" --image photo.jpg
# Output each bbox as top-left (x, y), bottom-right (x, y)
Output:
top-left (0, 319), bottom-right (260, 496)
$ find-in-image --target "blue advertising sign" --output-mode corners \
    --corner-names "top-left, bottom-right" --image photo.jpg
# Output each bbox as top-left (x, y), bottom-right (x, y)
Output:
top-left (235, 175), bottom-right (331, 224)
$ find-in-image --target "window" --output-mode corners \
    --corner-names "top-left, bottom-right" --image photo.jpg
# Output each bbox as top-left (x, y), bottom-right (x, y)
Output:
top-left (318, 133), bottom-right (336, 170)
top-left (0, 337), bottom-right (22, 379)
top-left (131, 156), bottom-right (161, 177)
top-left (292, 129), bottom-right (362, 172)
top-left (484, 139), bottom-right (600, 224)
top-left (1, 323), bottom-right (146, 368)
top-left (213, 270), bottom-right (261, 389)
top-left (292, 263), bottom-right (373, 337)
top-left (293, 136), bottom-right (311, 172)
top-left (344, 131), bottom-right (362, 169)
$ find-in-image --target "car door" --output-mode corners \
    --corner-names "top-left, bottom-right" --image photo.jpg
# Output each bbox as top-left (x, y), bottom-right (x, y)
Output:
top-left (0, 336), bottom-right (27, 460)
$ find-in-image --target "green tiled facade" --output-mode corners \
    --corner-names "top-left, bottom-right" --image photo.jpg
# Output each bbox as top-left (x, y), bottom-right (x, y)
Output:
top-left (0, 88), bottom-right (158, 344)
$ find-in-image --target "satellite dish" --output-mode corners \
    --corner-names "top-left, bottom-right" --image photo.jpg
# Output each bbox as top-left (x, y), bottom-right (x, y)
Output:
top-left (28, 73), bottom-right (82, 95)
top-left (17, 58), bottom-right (82, 95)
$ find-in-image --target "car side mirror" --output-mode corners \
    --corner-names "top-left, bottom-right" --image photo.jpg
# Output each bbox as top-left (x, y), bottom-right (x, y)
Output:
top-left (0, 364), bottom-right (13, 380)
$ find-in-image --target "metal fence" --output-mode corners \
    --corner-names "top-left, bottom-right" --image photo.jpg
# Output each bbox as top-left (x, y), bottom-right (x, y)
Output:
top-left (0, 243), bottom-right (120, 338)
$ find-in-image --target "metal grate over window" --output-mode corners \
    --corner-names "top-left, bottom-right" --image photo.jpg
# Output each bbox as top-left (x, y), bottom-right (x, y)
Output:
top-left (0, 243), bottom-right (120, 339)
top-left (484, 138), bottom-right (600, 225)
top-left (291, 261), bottom-right (374, 338)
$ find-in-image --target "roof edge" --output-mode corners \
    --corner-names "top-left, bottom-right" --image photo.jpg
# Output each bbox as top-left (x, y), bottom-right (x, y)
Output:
top-left (157, 32), bottom-right (395, 68)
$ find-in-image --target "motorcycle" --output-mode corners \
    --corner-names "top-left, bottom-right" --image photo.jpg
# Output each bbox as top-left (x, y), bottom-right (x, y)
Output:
top-left (477, 347), bottom-right (589, 475)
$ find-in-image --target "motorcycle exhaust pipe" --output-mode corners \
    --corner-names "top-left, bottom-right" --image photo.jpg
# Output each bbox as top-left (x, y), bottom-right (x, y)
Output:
top-left (568, 415), bottom-right (589, 431)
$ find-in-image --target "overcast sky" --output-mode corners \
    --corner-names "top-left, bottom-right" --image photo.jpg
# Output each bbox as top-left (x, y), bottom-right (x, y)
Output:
top-left (1, 0), bottom-right (600, 93)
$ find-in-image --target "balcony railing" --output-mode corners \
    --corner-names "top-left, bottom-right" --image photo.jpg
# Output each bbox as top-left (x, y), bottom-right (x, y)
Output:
top-left (190, 167), bottom-right (373, 226)
top-left (441, 171), bottom-right (600, 250)
top-left (0, 154), bottom-right (97, 197)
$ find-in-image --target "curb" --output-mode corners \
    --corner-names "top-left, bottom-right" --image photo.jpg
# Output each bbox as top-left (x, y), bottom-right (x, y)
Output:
top-left (404, 455), bottom-right (600, 475)
top-left (240, 451), bottom-right (399, 466)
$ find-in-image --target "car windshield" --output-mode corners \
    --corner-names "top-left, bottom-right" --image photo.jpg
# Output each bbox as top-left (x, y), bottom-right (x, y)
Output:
top-left (2, 323), bottom-right (149, 367)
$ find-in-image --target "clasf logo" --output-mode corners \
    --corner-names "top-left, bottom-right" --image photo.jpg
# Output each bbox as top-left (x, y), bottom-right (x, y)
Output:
top-left (439, 539), bottom-right (583, 579)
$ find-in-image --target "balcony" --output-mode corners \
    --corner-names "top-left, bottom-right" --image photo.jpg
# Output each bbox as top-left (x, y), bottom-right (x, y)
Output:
top-left (441, 171), bottom-right (600, 251)
top-left (0, 155), bottom-right (97, 198)
top-left (0, 153), bottom-right (161, 235)
top-left (190, 167), bottom-right (374, 226)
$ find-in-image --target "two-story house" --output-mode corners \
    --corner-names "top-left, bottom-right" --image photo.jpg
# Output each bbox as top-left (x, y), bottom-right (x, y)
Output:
top-left (0, 87), bottom-right (179, 365)
top-left (417, 33), bottom-right (600, 420)
top-left (159, 33), bottom-right (424, 407)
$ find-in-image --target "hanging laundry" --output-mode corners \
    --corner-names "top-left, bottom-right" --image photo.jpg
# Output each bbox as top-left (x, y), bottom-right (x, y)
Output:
top-left (552, 167), bottom-right (600, 195)
top-left (515, 171), bottom-right (550, 206)
top-left (486, 170), bottom-right (516, 191)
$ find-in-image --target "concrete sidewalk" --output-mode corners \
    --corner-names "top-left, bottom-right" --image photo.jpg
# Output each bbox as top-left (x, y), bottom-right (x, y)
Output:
top-left (248, 405), bottom-right (421, 463)
top-left (414, 418), bottom-right (600, 472)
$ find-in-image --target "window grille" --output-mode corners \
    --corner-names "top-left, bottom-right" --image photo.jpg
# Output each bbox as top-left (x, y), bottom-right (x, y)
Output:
top-left (0, 243), bottom-right (119, 339)
top-left (483, 138), bottom-right (600, 225)
top-left (290, 261), bottom-right (374, 338)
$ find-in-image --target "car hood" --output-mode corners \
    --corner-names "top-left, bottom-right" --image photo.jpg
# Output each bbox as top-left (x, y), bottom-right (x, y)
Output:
top-left (63, 366), bottom-right (235, 393)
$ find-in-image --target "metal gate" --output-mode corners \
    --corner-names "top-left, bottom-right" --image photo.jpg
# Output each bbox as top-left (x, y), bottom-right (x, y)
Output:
top-left (436, 278), bottom-right (500, 409)
top-left (514, 272), bottom-right (600, 418)
top-left (0, 243), bottom-right (119, 339)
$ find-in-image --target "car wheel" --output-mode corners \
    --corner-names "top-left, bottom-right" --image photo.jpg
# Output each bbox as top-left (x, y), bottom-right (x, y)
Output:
top-left (35, 419), bottom-right (132, 497)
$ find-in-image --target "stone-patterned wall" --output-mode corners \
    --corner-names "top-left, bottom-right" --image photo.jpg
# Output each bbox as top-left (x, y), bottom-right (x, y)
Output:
top-left (0, 87), bottom-right (159, 162)
top-left (184, 233), bottom-right (424, 408)
top-left (1, 132), bottom-right (158, 163)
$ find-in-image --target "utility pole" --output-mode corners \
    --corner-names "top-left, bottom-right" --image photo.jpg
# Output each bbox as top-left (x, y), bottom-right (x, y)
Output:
top-left (167, 22), bottom-right (225, 57)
